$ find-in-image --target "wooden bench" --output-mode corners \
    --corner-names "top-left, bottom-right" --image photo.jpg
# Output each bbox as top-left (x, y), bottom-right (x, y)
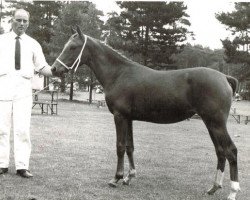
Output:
top-left (32, 90), bottom-right (58, 115)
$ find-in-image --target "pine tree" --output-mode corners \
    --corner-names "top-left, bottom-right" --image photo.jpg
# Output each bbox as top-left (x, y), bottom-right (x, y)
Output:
top-left (104, 2), bottom-right (192, 69)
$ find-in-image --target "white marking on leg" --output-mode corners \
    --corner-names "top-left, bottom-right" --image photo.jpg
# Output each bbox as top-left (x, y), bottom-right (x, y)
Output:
top-left (207, 170), bottom-right (224, 195)
top-left (228, 181), bottom-right (240, 200)
top-left (215, 170), bottom-right (224, 187)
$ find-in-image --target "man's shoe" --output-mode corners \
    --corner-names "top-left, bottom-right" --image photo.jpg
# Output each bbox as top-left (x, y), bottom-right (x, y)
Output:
top-left (16, 169), bottom-right (33, 178)
top-left (0, 168), bottom-right (8, 174)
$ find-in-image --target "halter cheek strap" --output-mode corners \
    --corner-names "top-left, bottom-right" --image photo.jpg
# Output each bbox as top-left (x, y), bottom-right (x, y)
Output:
top-left (56, 34), bottom-right (88, 73)
top-left (56, 58), bottom-right (70, 70)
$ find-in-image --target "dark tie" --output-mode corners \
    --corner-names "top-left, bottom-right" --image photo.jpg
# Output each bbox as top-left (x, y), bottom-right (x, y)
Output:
top-left (15, 36), bottom-right (21, 70)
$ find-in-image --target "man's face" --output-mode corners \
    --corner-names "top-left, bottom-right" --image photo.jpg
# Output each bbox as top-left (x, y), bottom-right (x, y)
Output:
top-left (12, 10), bottom-right (29, 36)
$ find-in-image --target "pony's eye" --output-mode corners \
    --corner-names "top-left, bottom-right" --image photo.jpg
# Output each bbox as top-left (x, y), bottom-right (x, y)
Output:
top-left (70, 46), bottom-right (76, 50)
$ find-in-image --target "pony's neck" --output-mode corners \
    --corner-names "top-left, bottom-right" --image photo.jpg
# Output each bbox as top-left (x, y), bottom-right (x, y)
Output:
top-left (86, 37), bottom-right (132, 88)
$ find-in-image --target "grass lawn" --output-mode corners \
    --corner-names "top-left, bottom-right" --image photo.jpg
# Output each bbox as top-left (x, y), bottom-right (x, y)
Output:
top-left (0, 98), bottom-right (249, 200)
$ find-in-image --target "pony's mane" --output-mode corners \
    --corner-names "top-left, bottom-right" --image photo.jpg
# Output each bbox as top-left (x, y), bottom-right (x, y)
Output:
top-left (90, 36), bottom-right (138, 65)
top-left (101, 41), bottom-right (129, 60)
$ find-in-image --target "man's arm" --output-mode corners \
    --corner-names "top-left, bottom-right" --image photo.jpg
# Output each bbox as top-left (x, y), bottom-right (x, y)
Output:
top-left (33, 40), bottom-right (53, 77)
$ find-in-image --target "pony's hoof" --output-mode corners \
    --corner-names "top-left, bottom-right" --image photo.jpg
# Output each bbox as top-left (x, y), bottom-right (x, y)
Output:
top-left (207, 184), bottom-right (222, 195)
top-left (122, 177), bottom-right (130, 185)
top-left (227, 190), bottom-right (239, 200)
top-left (108, 178), bottom-right (119, 188)
top-left (108, 181), bottom-right (118, 188)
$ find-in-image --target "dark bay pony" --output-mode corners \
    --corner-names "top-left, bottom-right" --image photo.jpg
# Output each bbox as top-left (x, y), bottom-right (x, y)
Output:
top-left (51, 26), bottom-right (240, 200)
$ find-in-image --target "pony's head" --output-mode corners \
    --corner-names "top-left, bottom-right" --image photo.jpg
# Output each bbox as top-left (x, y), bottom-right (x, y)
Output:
top-left (51, 26), bottom-right (88, 77)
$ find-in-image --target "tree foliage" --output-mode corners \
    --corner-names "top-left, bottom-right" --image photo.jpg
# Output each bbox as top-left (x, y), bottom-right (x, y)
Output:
top-left (216, 2), bottom-right (250, 80)
top-left (173, 44), bottom-right (220, 67)
top-left (2, 1), bottom-right (63, 59)
top-left (104, 1), bottom-right (192, 69)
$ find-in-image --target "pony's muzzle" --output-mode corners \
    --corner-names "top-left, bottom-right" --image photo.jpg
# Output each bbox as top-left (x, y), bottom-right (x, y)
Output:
top-left (51, 66), bottom-right (56, 73)
top-left (51, 66), bottom-right (60, 77)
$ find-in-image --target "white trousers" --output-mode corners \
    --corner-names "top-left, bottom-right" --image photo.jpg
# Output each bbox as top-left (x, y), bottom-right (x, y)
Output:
top-left (0, 74), bottom-right (32, 170)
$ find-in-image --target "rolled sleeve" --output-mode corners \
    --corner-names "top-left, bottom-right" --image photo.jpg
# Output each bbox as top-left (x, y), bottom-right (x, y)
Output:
top-left (33, 42), bottom-right (49, 72)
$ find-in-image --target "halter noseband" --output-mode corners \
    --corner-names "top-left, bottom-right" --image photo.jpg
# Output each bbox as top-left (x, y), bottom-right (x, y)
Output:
top-left (56, 34), bottom-right (88, 73)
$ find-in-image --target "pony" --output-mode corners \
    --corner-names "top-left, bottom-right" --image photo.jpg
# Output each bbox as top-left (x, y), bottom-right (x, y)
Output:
top-left (51, 26), bottom-right (240, 200)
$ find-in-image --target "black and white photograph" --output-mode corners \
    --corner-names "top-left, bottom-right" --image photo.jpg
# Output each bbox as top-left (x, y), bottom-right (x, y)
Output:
top-left (0, 0), bottom-right (249, 199)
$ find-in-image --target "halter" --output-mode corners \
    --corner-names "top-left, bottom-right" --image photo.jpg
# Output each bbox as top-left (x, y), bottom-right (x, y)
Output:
top-left (56, 34), bottom-right (88, 73)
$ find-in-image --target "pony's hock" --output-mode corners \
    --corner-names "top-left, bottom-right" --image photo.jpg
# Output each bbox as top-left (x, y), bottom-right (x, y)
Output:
top-left (51, 26), bottom-right (240, 200)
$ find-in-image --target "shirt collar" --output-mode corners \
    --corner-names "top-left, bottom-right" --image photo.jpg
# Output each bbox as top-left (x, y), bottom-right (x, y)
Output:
top-left (10, 31), bottom-right (26, 40)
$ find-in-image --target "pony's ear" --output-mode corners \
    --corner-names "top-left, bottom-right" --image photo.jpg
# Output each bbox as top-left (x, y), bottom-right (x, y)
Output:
top-left (76, 25), bottom-right (84, 40)
top-left (71, 26), bottom-right (76, 34)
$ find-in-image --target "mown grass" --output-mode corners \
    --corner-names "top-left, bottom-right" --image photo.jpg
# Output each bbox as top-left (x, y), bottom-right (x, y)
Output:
top-left (0, 100), bottom-right (249, 200)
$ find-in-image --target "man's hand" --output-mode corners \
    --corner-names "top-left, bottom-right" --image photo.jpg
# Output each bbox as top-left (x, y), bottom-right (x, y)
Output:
top-left (39, 65), bottom-right (53, 77)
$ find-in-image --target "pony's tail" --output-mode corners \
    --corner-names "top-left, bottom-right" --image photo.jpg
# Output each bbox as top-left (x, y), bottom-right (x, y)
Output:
top-left (226, 75), bottom-right (238, 95)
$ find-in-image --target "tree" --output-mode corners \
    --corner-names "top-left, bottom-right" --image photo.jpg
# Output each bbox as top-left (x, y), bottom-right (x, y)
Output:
top-left (104, 2), bottom-right (192, 69)
top-left (49, 1), bottom-right (104, 101)
top-left (216, 2), bottom-right (250, 80)
top-left (0, 26), bottom-right (3, 34)
top-left (172, 44), bottom-right (225, 70)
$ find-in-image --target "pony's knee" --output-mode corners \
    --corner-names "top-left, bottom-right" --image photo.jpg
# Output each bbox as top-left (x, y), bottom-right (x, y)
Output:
top-left (116, 144), bottom-right (126, 157)
top-left (126, 146), bottom-right (134, 154)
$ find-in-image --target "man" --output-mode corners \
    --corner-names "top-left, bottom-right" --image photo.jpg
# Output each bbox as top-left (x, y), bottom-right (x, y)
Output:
top-left (0, 9), bottom-right (53, 178)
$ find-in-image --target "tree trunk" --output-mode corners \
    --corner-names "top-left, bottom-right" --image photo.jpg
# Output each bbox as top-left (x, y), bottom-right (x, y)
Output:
top-left (143, 26), bottom-right (149, 66)
top-left (88, 71), bottom-right (94, 104)
top-left (60, 76), bottom-right (66, 93)
top-left (69, 70), bottom-right (74, 101)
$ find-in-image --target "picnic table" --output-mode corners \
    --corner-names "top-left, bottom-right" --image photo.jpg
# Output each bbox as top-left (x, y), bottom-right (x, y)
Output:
top-left (32, 90), bottom-right (58, 115)
top-left (231, 107), bottom-right (250, 124)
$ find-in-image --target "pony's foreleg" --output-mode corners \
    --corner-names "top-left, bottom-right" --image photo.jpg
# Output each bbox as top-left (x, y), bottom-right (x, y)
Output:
top-left (108, 113), bottom-right (128, 187)
top-left (123, 120), bottom-right (136, 185)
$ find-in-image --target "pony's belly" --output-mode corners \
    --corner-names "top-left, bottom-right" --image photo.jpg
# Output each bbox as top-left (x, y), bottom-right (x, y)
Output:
top-left (132, 110), bottom-right (196, 124)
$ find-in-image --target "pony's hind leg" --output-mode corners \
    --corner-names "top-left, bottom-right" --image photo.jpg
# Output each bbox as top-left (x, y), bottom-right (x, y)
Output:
top-left (123, 120), bottom-right (136, 185)
top-left (204, 118), bottom-right (240, 200)
top-left (108, 112), bottom-right (128, 187)
top-left (207, 146), bottom-right (226, 195)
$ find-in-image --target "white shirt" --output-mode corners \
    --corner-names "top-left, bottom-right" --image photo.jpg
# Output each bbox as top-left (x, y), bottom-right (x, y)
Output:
top-left (0, 31), bottom-right (48, 100)
top-left (0, 31), bottom-right (48, 78)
